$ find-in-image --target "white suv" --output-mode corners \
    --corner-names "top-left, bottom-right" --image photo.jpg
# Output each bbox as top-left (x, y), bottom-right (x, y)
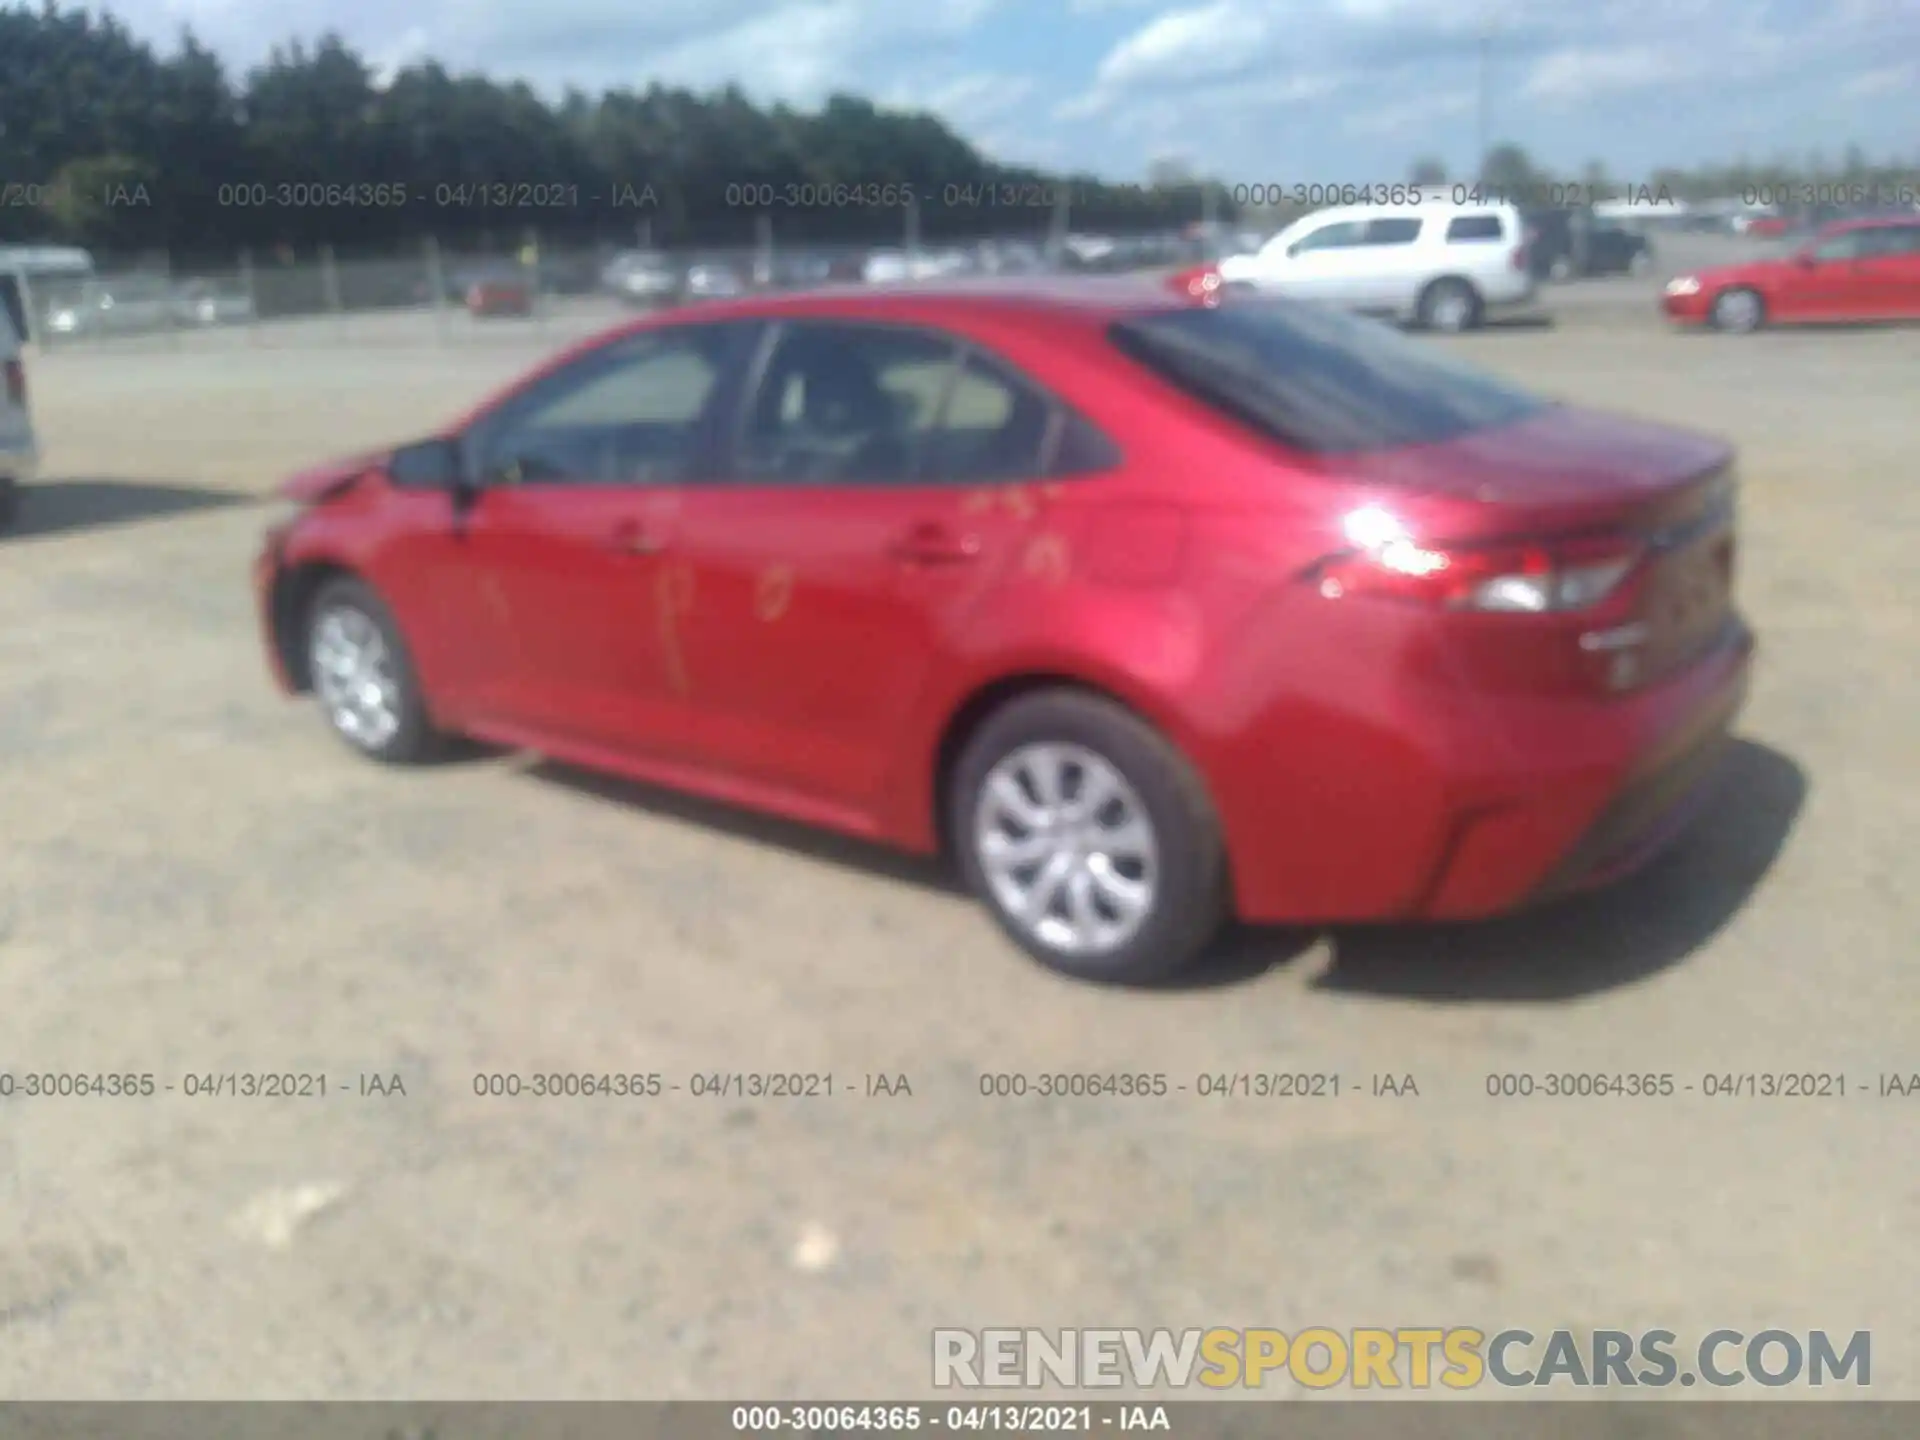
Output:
top-left (0, 307), bottom-right (35, 530)
top-left (1207, 201), bottom-right (1535, 331)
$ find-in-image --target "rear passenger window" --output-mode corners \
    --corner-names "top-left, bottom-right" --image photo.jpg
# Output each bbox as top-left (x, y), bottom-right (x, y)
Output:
top-left (1445, 214), bottom-right (1506, 243)
top-left (1363, 218), bottom-right (1422, 246)
top-left (924, 356), bottom-right (1052, 483)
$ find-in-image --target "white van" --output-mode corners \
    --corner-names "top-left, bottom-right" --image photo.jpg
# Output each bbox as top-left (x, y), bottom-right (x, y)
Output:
top-left (1213, 200), bottom-right (1535, 331)
top-left (0, 305), bottom-right (35, 530)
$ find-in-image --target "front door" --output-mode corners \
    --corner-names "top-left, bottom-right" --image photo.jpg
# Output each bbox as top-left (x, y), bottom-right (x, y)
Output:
top-left (452, 320), bottom-right (758, 751)
top-left (1269, 219), bottom-right (1374, 307)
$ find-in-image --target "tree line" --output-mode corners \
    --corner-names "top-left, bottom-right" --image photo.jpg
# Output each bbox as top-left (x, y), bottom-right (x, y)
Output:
top-left (1411, 144), bottom-right (1919, 207)
top-left (5, 4), bottom-right (1913, 262)
top-left (0, 6), bottom-right (1216, 261)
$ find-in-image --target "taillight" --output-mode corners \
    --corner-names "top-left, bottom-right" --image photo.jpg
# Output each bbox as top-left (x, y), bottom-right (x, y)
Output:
top-left (1173, 265), bottom-right (1222, 300)
top-left (1311, 531), bottom-right (1643, 612)
top-left (3, 359), bottom-right (23, 407)
top-left (1511, 240), bottom-right (1529, 271)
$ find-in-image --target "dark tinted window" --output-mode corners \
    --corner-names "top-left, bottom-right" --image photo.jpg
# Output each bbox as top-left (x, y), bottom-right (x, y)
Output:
top-left (1109, 300), bottom-right (1549, 455)
top-left (1812, 229), bottom-right (1871, 261)
top-left (1884, 226), bottom-right (1920, 255)
top-left (741, 323), bottom-right (955, 483)
top-left (1363, 218), bottom-right (1422, 246)
top-left (1052, 412), bottom-right (1122, 474)
top-left (1445, 214), bottom-right (1506, 242)
top-left (474, 325), bottom-right (740, 485)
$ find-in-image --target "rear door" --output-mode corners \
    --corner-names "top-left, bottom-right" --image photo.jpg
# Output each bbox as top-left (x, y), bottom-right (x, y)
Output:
top-left (1782, 227), bottom-right (1878, 321)
top-left (449, 320), bottom-right (760, 748)
top-left (662, 321), bottom-right (1058, 815)
top-left (1347, 216), bottom-right (1425, 310)
top-left (1885, 224), bottom-right (1920, 317)
top-left (1853, 224), bottom-right (1920, 318)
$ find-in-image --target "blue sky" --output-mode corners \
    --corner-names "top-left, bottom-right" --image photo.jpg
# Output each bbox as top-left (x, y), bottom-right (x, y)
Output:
top-left (97, 0), bottom-right (1919, 182)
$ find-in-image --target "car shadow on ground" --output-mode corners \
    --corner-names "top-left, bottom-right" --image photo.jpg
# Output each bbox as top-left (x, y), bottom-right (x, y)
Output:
top-left (527, 738), bottom-right (1804, 1003)
top-left (1301, 737), bottom-right (1806, 1002)
top-left (2, 477), bottom-right (247, 541)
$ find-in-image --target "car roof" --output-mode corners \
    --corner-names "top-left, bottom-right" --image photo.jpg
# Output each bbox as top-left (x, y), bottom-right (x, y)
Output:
top-left (1828, 214), bottom-right (1920, 232)
top-left (1285, 198), bottom-right (1518, 225)
top-left (635, 274), bottom-right (1194, 326)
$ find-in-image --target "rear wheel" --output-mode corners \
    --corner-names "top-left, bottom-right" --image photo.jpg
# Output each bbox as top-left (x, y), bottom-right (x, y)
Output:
top-left (304, 576), bottom-right (444, 764)
top-left (1709, 287), bottom-right (1765, 333)
top-left (950, 690), bottom-right (1228, 984)
top-left (1418, 277), bottom-right (1483, 332)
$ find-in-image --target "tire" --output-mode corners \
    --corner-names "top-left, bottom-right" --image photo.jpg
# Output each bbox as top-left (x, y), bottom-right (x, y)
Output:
top-left (303, 575), bottom-right (444, 764)
top-left (1708, 287), bottom-right (1765, 334)
top-left (949, 689), bottom-right (1228, 984)
top-left (1417, 277), bottom-right (1483, 332)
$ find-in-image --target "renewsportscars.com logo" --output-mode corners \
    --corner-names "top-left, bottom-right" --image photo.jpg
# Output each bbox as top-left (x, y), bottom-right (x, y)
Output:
top-left (931, 1328), bottom-right (1872, 1390)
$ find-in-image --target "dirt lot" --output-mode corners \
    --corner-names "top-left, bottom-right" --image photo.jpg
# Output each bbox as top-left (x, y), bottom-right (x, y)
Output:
top-left (1, 297), bottom-right (1915, 1399)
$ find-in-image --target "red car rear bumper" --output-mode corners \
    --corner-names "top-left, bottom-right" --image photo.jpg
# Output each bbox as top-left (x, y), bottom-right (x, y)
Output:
top-left (1216, 616), bottom-right (1755, 925)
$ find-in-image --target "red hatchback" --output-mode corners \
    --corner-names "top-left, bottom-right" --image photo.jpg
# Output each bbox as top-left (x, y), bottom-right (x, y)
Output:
top-left (254, 278), bottom-right (1753, 983)
top-left (1662, 216), bottom-right (1920, 332)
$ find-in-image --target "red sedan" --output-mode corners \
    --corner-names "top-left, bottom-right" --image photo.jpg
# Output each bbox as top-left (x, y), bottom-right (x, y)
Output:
top-left (254, 278), bottom-right (1753, 983)
top-left (1662, 216), bottom-right (1920, 332)
top-left (466, 277), bottom-right (535, 318)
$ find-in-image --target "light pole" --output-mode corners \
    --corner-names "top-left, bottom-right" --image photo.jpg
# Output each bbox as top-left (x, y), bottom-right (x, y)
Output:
top-left (1475, 24), bottom-right (1491, 181)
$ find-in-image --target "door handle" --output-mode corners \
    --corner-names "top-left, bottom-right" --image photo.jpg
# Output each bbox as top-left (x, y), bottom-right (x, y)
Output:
top-left (890, 524), bottom-right (981, 565)
top-left (604, 522), bottom-right (665, 556)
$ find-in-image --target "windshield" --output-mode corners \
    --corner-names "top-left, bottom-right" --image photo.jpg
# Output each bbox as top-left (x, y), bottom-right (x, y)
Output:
top-left (1110, 299), bottom-right (1550, 454)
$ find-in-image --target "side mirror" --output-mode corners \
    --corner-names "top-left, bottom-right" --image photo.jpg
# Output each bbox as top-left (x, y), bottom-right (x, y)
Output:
top-left (388, 435), bottom-right (468, 493)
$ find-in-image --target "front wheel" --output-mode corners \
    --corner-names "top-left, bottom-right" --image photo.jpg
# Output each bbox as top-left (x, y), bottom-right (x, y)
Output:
top-left (1709, 287), bottom-right (1765, 334)
top-left (305, 576), bottom-right (444, 764)
top-left (950, 690), bottom-right (1228, 984)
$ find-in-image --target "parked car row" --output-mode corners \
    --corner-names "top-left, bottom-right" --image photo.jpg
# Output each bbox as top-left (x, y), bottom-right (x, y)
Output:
top-left (36, 274), bottom-right (257, 337)
top-left (593, 234), bottom-right (1184, 312)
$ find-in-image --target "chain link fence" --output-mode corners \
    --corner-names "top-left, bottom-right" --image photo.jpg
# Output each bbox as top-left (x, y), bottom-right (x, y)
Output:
top-left (10, 216), bottom-right (1221, 353)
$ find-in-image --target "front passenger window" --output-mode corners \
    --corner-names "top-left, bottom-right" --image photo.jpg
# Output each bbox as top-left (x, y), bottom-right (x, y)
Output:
top-left (1290, 221), bottom-right (1368, 255)
top-left (478, 331), bottom-right (728, 486)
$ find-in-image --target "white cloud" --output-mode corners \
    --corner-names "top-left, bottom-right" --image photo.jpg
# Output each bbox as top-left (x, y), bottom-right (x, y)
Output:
top-left (1521, 44), bottom-right (1700, 102)
top-left (1094, 2), bottom-right (1265, 88)
top-left (1842, 63), bottom-right (1915, 97)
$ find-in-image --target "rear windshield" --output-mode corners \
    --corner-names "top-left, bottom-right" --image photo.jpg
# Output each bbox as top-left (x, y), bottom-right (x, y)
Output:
top-left (1109, 300), bottom-right (1549, 454)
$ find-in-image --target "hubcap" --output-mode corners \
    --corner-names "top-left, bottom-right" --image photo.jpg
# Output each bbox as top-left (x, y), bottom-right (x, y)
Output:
top-left (1717, 293), bottom-right (1760, 331)
top-left (310, 604), bottom-right (401, 750)
top-left (1430, 289), bottom-right (1471, 330)
top-left (973, 742), bottom-right (1159, 957)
